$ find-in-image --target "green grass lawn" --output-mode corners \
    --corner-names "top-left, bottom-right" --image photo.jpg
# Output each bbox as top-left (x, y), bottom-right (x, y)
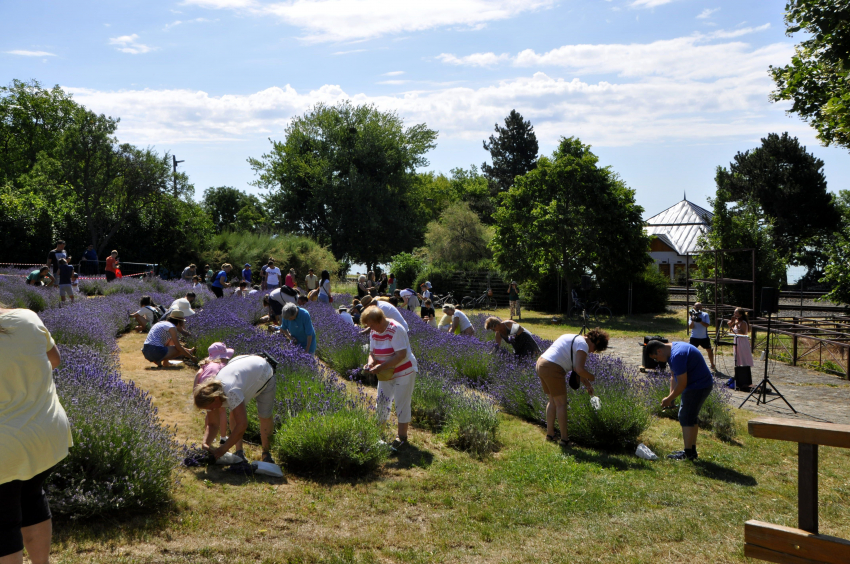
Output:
top-left (481, 306), bottom-right (690, 342)
top-left (51, 410), bottom-right (850, 563)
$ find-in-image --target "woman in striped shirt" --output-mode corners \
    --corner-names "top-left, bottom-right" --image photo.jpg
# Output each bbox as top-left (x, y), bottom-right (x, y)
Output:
top-left (361, 305), bottom-right (418, 451)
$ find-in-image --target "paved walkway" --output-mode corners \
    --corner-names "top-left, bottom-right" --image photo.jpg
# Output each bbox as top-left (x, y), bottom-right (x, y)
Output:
top-left (605, 337), bottom-right (850, 425)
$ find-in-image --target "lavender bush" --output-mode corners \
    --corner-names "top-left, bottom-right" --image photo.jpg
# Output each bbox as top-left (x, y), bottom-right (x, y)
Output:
top-left (48, 345), bottom-right (182, 517)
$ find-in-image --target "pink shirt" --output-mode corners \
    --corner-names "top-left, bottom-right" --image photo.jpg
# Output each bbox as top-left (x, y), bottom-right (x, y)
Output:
top-left (285, 274), bottom-right (295, 288)
top-left (369, 319), bottom-right (417, 380)
top-left (194, 360), bottom-right (227, 387)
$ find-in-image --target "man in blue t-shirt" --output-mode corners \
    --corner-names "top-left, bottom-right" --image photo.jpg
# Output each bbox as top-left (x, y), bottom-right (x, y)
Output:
top-left (688, 302), bottom-right (716, 371)
top-left (57, 259), bottom-right (76, 303)
top-left (242, 263), bottom-right (252, 284)
top-left (647, 340), bottom-right (714, 461)
top-left (81, 244), bottom-right (99, 275)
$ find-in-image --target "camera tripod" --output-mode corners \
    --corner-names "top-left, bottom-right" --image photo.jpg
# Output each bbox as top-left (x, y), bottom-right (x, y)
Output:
top-left (739, 312), bottom-right (796, 413)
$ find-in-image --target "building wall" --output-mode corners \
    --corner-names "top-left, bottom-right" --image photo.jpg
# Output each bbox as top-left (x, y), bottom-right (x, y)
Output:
top-left (649, 251), bottom-right (696, 282)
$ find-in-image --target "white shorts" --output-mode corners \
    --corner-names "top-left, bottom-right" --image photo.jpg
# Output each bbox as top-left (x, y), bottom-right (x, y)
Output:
top-left (376, 372), bottom-right (416, 424)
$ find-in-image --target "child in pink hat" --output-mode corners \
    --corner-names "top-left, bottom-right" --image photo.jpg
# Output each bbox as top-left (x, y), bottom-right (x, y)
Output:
top-left (193, 342), bottom-right (235, 445)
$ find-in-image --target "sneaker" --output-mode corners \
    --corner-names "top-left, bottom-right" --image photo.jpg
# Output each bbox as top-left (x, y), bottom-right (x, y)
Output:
top-left (667, 450), bottom-right (686, 460)
top-left (390, 437), bottom-right (409, 452)
top-left (234, 449), bottom-right (247, 462)
top-left (219, 436), bottom-right (228, 445)
top-left (261, 451), bottom-right (275, 464)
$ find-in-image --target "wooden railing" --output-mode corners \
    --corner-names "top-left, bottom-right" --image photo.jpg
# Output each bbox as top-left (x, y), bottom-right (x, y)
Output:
top-left (745, 417), bottom-right (850, 563)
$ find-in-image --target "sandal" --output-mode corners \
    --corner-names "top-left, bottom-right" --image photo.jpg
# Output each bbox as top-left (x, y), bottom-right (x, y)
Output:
top-left (545, 434), bottom-right (558, 442)
top-left (559, 439), bottom-right (575, 448)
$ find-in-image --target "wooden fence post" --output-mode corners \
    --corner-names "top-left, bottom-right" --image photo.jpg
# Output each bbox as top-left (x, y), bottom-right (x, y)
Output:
top-left (799, 443), bottom-right (818, 534)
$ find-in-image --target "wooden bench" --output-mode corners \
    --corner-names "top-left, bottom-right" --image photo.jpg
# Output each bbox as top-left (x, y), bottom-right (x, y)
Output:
top-left (745, 417), bottom-right (850, 564)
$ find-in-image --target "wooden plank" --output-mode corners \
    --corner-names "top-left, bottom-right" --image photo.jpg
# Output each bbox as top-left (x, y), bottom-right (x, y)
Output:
top-left (744, 544), bottom-right (825, 564)
top-left (748, 418), bottom-right (850, 449)
top-left (799, 444), bottom-right (818, 534)
top-left (745, 521), bottom-right (850, 564)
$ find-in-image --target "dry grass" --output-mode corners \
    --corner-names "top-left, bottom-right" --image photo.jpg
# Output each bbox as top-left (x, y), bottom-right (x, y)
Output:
top-left (46, 333), bottom-right (850, 563)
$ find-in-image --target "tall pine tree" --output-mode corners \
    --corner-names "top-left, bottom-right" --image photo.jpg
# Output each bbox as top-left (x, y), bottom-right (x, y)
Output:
top-left (482, 110), bottom-right (539, 198)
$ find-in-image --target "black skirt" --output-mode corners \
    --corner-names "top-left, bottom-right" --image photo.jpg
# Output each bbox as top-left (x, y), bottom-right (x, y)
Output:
top-left (511, 332), bottom-right (540, 357)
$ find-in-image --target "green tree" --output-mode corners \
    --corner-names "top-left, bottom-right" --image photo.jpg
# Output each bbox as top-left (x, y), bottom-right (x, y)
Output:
top-left (696, 168), bottom-right (787, 309)
top-left (491, 137), bottom-right (650, 311)
top-left (249, 101), bottom-right (437, 270)
top-left (416, 165), bottom-right (492, 224)
top-left (0, 79), bottom-right (79, 186)
top-left (722, 132), bottom-right (840, 277)
top-left (202, 186), bottom-right (268, 231)
top-left (770, 1), bottom-right (850, 149)
top-left (424, 201), bottom-right (493, 266)
top-left (821, 190), bottom-right (850, 303)
top-left (389, 251), bottom-right (425, 289)
top-left (482, 110), bottom-right (538, 198)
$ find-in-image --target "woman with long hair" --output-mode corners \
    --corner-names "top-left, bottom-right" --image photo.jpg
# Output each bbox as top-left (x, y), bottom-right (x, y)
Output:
top-left (317, 270), bottom-right (332, 304)
top-left (727, 307), bottom-right (754, 371)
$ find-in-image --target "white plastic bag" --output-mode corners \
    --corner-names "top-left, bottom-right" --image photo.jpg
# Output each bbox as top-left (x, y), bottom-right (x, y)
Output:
top-left (253, 461), bottom-right (284, 478)
top-left (215, 452), bottom-right (244, 465)
top-left (635, 443), bottom-right (659, 461)
top-left (590, 396), bottom-right (602, 411)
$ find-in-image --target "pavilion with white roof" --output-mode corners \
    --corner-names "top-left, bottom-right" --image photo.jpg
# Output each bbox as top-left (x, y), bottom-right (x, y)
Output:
top-left (645, 196), bottom-right (713, 283)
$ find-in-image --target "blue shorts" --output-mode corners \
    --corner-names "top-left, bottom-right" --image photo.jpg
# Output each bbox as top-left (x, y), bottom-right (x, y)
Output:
top-left (142, 344), bottom-right (169, 363)
top-left (679, 385), bottom-right (713, 427)
top-left (317, 293), bottom-right (329, 303)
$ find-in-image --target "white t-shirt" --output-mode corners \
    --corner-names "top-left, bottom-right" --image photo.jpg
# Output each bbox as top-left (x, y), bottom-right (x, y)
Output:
top-left (339, 311), bottom-right (354, 324)
top-left (305, 274), bottom-right (319, 290)
top-left (265, 267), bottom-right (282, 286)
top-left (319, 279), bottom-right (331, 296)
top-left (134, 307), bottom-right (155, 325)
top-left (690, 311), bottom-right (710, 339)
top-left (369, 319), bottom-right (418, 380)
top-left (421, 289), bottom-right (432, 300)
top-left (374, 300), bottom-right (409, 332)
top-left (270, 287), bottom-right (297, 305)
top-left (540, 334), bottom-right (589, 372)
top-left (216, 355), bottom-right (273, 409)
top-left (453, 310), bottom-right (472, 332)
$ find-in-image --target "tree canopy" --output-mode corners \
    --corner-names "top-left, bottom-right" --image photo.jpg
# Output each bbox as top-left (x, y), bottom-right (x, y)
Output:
top-left (481, 109), bottom-right (539, 199)
top-left (424, 201), bottom-right (493, 266)
top-left (770, 0), bottom-right (850, 149)
top-left (202, 186), bottom-right (269, 232)
top-left (722, 132), bottom-right (840, 276)
top-left (491, 137), bottom-right (650, 309)
top-left (249, 101), bottom-right (437, 269)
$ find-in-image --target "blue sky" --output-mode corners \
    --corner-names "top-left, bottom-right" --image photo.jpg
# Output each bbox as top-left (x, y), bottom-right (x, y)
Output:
top-left (3, 0), bottom-right (849, 231)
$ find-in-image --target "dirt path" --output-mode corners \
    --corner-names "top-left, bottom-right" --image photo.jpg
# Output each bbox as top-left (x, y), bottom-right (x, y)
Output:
top-left (118, 332), bottom-right (204, 444)
top-left (606, 336), bottom-right (850, 425)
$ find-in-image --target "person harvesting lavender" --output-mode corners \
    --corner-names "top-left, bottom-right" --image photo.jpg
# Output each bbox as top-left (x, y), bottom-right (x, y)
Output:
top-left (361, 306), bottom-right (418, 451)
top-left (193, 342), bottom-right (235, 448)
top-left (0, 304), bottom-right (72, 564)
top-left (25, 267), bottom-right (54, 287)
top-left (279, 303), bottom-right (317, 355)
top-left (646, 340), bottom-right (714, 461)
top-left (536, 329), bottom-right (609, 447)
top-left (210, 264), bottom-right (232, 299)
top-left (484, 317), bottom-right (539, 357)
top-left (359, 296), bottom-right (408, 332)
top-left (141, 310), bottom-right (197, 367)
top-left (442, 304), bottom-right (474, 336)
top-left (193, 354), bottom-right (277, 464)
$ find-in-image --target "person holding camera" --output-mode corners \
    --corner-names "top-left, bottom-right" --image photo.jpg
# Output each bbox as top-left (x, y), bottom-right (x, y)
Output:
top-left (688, 302), bottom-right (716, 371)
top-left (507, 281), bottom-right (520, 320)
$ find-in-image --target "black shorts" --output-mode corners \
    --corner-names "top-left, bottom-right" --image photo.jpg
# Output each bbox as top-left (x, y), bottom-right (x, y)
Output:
top-left (105, 271), bottom-right (116, 282)
top-left (689, 337), bottom-right (712, 350)
top-left (512, 332), bottom-right (540, 357)
top-left (0, 465), bottom-right (55, 557)
top-left (270, 299), bottom-right (283, 318)
top-left (211, 286), bottom-right (224, 298)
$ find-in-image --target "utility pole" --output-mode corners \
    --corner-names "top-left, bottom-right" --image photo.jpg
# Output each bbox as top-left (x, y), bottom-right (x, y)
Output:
top-left (172, 154), bottom-right (185, 197)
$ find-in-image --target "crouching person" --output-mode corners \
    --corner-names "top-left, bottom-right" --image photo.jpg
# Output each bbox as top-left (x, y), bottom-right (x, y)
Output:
top-left (646, 340), bottom-right (714, 461)
top-left (360, 306), bottom-right (417, 451)
top-left (193, 354), bottom-right (276, 464)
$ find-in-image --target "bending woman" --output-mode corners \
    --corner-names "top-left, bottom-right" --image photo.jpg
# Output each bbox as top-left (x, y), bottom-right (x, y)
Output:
top-left (536, 329), bottom-right (609, 447)
top-left (484, 316), bottom-right (540, 358)
top-left (141, 310), bottom-right (197, 367)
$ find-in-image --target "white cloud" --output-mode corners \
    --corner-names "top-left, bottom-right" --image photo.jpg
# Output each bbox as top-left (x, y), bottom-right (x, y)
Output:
top-left (697, 8), bottom-right (719, 19)
top-left (377, 80), bottom-right (411, 85)
top-left (164, 17), bottom-right (214, 30)
top-left (108, 34), bottom-right (154, 54)
top-left (184, 0), bottom-right (555, 43)
top-left (382, 71), bottom-right (405, 76)
top-left (440, 28), bottom-right (780, 82)
top-left (438, 52), bottom-right (510, 67)
top-left (709, 23), bottom-right (770, 38)
top-left (5, 50), bottom-right (56, 57)
top-left (65, 49), bottom-right (797, 151)
top-left (332, 49), bottom-right (366, 55)
top-left (630, 0), bottom-right (677, 8)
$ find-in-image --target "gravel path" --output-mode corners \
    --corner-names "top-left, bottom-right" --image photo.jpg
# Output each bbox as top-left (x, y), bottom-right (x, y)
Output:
top-left (604, 336), bottom-right (850, 425)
